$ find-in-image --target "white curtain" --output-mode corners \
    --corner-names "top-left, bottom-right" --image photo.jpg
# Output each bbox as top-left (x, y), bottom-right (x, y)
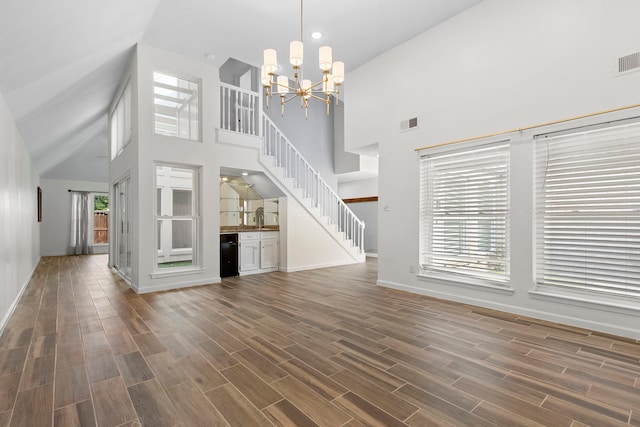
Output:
top-left (70, 191), bottom-right (92, 255)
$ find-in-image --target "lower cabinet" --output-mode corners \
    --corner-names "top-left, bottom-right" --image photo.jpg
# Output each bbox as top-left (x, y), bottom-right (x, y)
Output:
top-left (260, 237), bottom-right (278, 269)
top-left (239, 232), bottom-right (279, 275)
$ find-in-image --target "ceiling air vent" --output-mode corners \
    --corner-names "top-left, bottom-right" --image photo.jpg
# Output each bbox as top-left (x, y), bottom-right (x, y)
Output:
top-left (400, 117), bottom-right (419, 132)
top-left (617, 51), bottom-right (640, 75)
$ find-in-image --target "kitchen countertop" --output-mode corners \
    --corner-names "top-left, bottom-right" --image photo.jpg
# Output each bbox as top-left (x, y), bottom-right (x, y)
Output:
top-left (220, 226), bottom-right (279, 233)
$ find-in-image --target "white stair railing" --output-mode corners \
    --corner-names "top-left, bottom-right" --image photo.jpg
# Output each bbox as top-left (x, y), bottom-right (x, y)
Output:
top-left (262, 115), bottom-right (365, 254)
top-left (220, 83), bottom-right (260, 136)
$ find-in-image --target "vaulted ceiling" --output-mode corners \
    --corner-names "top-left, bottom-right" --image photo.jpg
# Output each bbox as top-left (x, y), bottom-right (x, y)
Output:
top-left (0, 0), bottom-right (481, 182)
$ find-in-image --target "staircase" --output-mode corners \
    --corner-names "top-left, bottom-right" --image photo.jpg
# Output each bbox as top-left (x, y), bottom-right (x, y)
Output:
top-left (220, 83), bottom-right (365, 262)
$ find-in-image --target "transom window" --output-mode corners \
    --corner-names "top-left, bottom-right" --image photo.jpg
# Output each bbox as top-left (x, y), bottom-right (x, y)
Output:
top-left (110, 79), bottom-right (132, 160)
top-left (153, 72), bottom-right (200, 141)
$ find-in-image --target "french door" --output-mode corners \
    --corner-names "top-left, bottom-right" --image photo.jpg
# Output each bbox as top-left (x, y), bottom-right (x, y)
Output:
top-left (114, 177), bottom-right (132, 280)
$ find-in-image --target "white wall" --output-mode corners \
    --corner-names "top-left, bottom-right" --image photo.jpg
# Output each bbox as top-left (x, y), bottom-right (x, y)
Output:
top-left (0, 92), bottom-right (40, 331)
top-left (40, 179), bottom-right (109, 256)
top-left (338, 178), bottom-right (379, 199)
top-left (346, 0), bottom-right (640, 338)
top-left (280, 196), bottom-right (361, 271)
top-left (110, 43), bottom-right (222, 293)
top-left (339, 178), bottom-right (379, 255)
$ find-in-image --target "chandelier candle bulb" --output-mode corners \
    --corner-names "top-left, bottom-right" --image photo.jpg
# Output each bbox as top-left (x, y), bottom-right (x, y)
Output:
top-left (332, 61), bottom-right (344, 84)
top-left (323, 74), bottom-right (334, 94)
top-left (264, 49), bottom-right (278, 73)
top-left (302, 79), bottom-right (312, 99)
top-left (290, 41), bottom-right (303, 66)
top-left (319, 46), bottom-right (332, 70)
top-left (261, 65), bottom-right (271, 86)
top-left (277, 75), bottom-right (289, 93)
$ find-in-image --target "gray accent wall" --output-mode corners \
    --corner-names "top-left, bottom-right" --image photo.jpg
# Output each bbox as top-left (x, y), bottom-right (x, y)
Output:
top-left (264, 92), bottom-right (338, 191)
top-left (347, 201), bottom-right (378, 255)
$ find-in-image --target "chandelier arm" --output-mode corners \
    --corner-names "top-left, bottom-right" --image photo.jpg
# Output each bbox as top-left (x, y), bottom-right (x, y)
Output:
top-left (280, 94), bottom-right (302, 104)
top-left (306, 93), bottom-right (331, 103)
top-left (307, 80), bottom-right (326, 91)
top-left (274, 82), bottom-right (296, 92)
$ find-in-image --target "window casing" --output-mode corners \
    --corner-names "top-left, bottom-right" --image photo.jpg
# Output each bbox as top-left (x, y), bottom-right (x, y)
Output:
top-left (535, 120), bottom-right (640, 300)
top-left (155, 164), bottom-right (200, 270)
top-left (153, 72), bottom-right (200, 141)
top-left (419, 141), bottom-right (510, 285)
top-left (110, 79), bottom-right (132, 160)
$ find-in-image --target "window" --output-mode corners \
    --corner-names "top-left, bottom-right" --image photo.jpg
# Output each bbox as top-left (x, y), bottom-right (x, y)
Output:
top-left (153, 72), bottom-right (200, 141)
top-left (110, 79), bottom-right (132, 160)
top-left (419, 141), bottom-right (510, 284)
top-left (156, 164), bottom-right (199, 269)
top-left (535, 120), bottom-right (640, 299)
top-left (92, 194), bottom-right (109, 245)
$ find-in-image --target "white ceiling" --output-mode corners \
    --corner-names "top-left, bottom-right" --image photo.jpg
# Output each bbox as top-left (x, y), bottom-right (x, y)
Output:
top-left (0, 0), bottom-right (481, 182)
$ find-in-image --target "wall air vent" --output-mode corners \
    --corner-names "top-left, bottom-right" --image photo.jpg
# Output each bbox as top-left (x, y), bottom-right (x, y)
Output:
top-left (400, 117), bottom-right (419, 132)
top-left (617, 51), bottom-right (640, 75)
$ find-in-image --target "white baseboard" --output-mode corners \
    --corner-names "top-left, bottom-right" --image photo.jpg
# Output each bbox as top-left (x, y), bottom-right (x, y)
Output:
top-left (0, 256), bottom-right (41, 334)
top-left (134, 277), bottom-right (222, 294)
top-left (281, 259), bottom-right (358, 273)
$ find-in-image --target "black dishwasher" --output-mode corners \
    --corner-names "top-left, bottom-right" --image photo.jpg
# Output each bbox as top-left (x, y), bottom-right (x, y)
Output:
top-left (220, 233), bottom-right (238, 277)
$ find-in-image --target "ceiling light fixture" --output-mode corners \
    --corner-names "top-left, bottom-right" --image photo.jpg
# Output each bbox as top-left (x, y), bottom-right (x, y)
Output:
top-left (310, 31), bottom-right (322, 40)
top-left (261, 0), bottom-right (344, 118)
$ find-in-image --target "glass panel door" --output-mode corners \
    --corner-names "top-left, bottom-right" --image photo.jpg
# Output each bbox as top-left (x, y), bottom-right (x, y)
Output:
top-left (114, 177), bottom-right (132, 280)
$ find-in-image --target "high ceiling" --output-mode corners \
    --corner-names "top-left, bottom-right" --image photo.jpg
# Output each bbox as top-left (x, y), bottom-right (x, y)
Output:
top-left (0, 0), bottom-right (481, 182)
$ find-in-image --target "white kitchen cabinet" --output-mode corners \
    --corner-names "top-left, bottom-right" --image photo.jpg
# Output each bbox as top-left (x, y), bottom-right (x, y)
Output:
top-left (260, 233), bottom-right (279, 269)
top-left (240, 240), bottom-right (259, 272)
top-left (239, 231), bottom-right (278, 275)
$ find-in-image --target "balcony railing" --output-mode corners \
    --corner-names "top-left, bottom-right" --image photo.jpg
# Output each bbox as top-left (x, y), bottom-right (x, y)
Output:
top-left (220, 83), bottom-right (260, 136)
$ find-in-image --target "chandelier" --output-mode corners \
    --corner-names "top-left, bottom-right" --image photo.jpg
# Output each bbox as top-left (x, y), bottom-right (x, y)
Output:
top-left (261, 0), bottom-right (344, 118)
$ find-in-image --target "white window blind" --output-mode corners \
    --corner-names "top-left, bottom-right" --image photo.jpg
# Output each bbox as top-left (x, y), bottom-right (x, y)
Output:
top-left (420, 141), bottom-right (510, 284)
top-left (535, 120), bottom-right (640, 299)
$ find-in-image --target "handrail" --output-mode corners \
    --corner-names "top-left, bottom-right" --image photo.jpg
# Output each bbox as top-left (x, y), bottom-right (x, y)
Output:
top-left (220, 82), bottom-right (260, 136)
top-left (262, 115), bottom-right (365, 253)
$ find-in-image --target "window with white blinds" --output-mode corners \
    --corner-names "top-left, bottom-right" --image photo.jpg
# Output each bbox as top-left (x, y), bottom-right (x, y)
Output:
top-left (535, 120), bottom-right (640, 299)
top-left (419, 141), bottom-right (510, 284)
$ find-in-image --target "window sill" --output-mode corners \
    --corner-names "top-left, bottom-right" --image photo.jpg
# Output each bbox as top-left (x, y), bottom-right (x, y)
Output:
top-left (150, 267), bottom-right (206, 279)
top-left (417, 270), bottom-right (514, 295)
top-left (529, 287), bottom-right (640, 316)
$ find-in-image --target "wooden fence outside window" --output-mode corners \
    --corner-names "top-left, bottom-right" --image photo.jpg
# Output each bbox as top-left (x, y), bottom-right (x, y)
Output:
top-left (94, 212), bottom-right (109, 244)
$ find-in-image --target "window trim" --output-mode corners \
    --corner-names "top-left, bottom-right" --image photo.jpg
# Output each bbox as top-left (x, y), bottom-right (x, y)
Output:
top-left (533, 117), bottom-right (640, 304)
top-left (419, 137), bottom-right (511, 287)
top-left (110, 78), bottom-right (132, 161)
top-left (90, 192), bottom-right (109, 248)
top-left (152, 70), bottom-right (202, 142)
top-left (153, 163), bottom-right (202, 273)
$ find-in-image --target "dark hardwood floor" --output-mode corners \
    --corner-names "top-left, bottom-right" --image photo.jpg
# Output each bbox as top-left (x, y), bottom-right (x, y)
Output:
top-left (1, 255), bottom-right (639, 426)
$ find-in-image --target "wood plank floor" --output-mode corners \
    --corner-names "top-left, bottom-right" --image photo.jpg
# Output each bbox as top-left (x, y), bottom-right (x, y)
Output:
top-left (1, 255), bottom-right (640, 426)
